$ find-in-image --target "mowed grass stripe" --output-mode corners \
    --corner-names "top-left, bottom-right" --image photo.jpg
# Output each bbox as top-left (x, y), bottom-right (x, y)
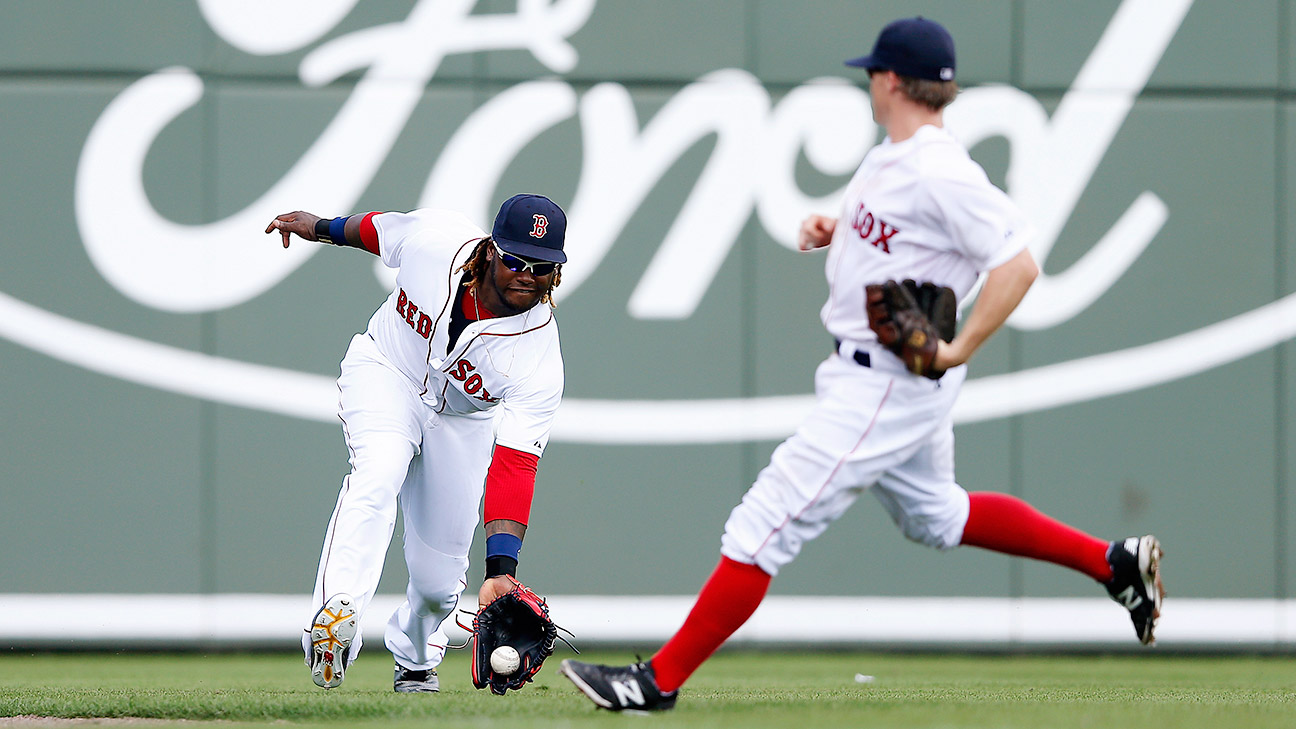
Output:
top-left (1, 651), bottom-right (1294, 728)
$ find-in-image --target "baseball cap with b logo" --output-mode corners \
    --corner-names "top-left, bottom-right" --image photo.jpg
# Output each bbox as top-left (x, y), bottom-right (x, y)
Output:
top-left (492, 193), bottom-right (567, 263)
top-left (845, 16), bottom-right (956, 82)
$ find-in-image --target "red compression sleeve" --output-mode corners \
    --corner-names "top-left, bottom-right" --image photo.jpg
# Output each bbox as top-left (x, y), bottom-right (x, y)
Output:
top-left (961, 491), bottom-right (1113, 582)
top-left (483, 446), bottom-right (538, 524)
top-left (358, 212), bottom-right (380, 256)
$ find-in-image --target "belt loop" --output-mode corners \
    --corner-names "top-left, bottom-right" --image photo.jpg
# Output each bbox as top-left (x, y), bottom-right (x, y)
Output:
top-left (832, 338), bottom-right (871, 368)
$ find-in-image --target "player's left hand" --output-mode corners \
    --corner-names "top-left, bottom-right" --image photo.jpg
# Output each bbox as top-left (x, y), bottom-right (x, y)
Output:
top-left (478, 575), bottom-right (517, 611)
top-left (265, 211), bottom-right (322, 248)
top-left (470, 577), bottom-right (559, 695)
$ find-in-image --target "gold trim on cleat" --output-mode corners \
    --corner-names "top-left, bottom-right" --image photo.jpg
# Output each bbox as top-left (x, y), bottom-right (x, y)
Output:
top-left (310, 595), bottom-right (357, 690)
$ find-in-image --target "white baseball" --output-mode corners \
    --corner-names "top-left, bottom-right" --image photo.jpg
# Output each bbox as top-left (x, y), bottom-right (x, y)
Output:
top-left (490, 645), bottom-right (521, 675)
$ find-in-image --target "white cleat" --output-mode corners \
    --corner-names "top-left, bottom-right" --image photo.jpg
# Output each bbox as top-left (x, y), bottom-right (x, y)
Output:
top-left (309, 593), bottom-right (358, 689)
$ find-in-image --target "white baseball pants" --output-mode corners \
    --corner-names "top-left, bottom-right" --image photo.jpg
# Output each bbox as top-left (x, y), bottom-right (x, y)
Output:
top-left (304, 334), bottom-right (492, 670)
top-left (722, 346), bottom-right (971, 576)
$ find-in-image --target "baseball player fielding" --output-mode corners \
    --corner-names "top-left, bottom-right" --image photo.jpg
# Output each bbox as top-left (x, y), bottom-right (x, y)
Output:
top-left (266, 194), bottom-right (569, 695)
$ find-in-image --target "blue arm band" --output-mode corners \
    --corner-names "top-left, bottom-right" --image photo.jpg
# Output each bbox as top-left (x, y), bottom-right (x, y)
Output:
top-left (328, 216), bottom-right (348, 246)
top-left (485, 532), bottom-right (522, 578)
top-left (486, 532), bottom-right (523, 560)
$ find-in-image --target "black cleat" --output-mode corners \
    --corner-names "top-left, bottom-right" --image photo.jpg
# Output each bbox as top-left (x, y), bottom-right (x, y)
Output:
top-left (393, 664), bottom-right (440, 693)
top-left (1105, 535), bottom-right (1164, 645)
top-left (560, 659), bottom-right (678, 712)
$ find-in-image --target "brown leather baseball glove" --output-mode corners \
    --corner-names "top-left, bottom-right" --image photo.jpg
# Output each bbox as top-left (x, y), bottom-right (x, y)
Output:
top-left (865, 280), bottom-right (951, 380)
top-left (899, 279), bottom-right (957, 344)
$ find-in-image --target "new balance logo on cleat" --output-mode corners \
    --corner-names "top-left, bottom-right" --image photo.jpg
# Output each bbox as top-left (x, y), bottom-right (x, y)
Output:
top-left (610, 678), bottom-right (645, 707)
top-left (1104, 535), bottom-right (1164, 646)
top-left (560, 659), bottom-right (678, 712)
top-left (1113, 585), bottom-right (1143, 611)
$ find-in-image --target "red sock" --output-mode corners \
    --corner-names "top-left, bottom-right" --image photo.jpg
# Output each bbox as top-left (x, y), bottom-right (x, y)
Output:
top-left (961, 492), bottom-right (1113, 582)
top-left (651, 556), bottom-right (771, 692)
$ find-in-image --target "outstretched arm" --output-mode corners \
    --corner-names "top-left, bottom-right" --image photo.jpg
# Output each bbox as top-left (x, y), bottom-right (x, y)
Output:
top-left (265, 211), bottom-right (368, 250)
top-left (934, 247), bottom-right (1039, 370)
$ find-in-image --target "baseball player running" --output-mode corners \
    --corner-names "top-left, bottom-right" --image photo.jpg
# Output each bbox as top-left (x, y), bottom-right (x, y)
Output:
top-left (266, 194), bottom-right (567, 693)
top-left (561, 17), bottom-right (1163, 712)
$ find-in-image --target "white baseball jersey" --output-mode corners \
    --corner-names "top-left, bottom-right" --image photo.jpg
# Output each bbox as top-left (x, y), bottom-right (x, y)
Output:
top-left (365, 208), bottom-right (564, 457)
top-left (821, 124), bottom-right (1031, 346)
top-left (722, 124), bottom-right (1032, 575)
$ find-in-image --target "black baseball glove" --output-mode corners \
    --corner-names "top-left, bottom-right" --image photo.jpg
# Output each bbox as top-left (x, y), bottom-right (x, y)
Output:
top-left (470, 577), bottom-right (558, 695)
top-left (864, 279), bottom-right (955, 380)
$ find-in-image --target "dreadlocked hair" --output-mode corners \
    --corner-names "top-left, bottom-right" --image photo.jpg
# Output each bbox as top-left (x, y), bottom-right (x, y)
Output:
top-left (457, 237), bottom-right (563, 308)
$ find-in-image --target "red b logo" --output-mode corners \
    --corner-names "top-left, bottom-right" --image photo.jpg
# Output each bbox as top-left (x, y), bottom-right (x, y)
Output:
top-left (530, 214), bottom-right (548, 239)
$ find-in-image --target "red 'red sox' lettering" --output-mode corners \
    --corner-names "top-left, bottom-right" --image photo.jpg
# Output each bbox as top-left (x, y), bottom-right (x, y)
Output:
top-left (394, 287), bottom-right (433, 339)
top-left (849, 202), bottom-right (899, 253)
top-left (464, 373), bottom-right (483, 394)
top-left (448, 358), bottom-right (498, 403)
top-left (450, 358), bottom-right (473, 380)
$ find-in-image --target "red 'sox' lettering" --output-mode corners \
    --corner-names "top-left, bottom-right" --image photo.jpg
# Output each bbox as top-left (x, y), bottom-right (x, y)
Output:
top-left (450, 358), bottom-right (473, 381)
top-left (850, 203), bottom-right (900, 254)
top-left (464, 373), bottom-right (483, 394)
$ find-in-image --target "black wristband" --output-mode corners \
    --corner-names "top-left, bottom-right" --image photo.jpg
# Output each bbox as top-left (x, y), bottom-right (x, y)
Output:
top-left (485, 555), bottom-right (518, 579)
top-left (314, 218), bottom-right (334, 243)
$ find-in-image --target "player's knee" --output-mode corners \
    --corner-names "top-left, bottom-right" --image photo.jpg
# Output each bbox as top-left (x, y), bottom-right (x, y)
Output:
top-left (896, 511), bottom-right (964, 550)
top-left (888, 486), bottom-right (968, 551)
top-left (351, 436), bottom-right (415, 471)
top-left (346, 444), bottom-right (415, 498)
top-left (406, 550), bottom-right (469, 608)
top-left (720, 502), bottom-right (804, 576)
top-left (340, 473), bottom-right (401, 516)
top-left (408, 586), bottom-right (461, 616)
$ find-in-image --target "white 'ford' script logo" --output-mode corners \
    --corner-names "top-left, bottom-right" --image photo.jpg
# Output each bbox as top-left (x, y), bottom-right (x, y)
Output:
top-left (0, 0), bottom-right (1293, 443)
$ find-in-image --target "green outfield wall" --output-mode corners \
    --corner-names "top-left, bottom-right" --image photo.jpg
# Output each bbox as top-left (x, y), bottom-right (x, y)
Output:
top-left (1, 0), bottom-right (1292, 640)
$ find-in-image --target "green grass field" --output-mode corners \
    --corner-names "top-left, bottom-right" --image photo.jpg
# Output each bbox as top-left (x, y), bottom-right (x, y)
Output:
top-left (1, 649), bottom-right (1294, 728)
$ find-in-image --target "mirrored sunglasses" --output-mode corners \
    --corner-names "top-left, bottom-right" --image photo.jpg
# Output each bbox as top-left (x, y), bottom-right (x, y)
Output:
top-left (492, 240), bottom-right (558, 276)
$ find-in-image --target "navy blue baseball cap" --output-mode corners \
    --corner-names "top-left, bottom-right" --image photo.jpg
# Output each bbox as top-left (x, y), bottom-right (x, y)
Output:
top-left (845, 16), bottom-right (956, 82)
top-left (492, 193), bottom-right (567, 263)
